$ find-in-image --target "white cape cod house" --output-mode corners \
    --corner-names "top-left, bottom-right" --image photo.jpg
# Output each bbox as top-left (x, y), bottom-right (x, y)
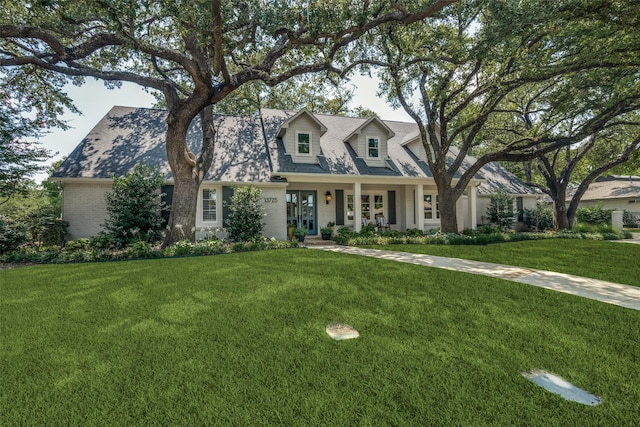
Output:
top-left (52, 106), bottom-right (537, 240)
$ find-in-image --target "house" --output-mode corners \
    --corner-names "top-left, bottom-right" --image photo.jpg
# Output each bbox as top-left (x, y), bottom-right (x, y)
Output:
top-left (51, 106), bottom-right (537, 240)
top-left (574, 175), bottom-right (640, 225)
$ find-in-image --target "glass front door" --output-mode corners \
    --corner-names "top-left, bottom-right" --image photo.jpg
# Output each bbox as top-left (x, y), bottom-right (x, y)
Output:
top-left (286, 191), bottom-right (317, 235)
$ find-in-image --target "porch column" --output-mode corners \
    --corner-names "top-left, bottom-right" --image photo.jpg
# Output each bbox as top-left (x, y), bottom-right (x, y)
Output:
top-left (354, 182), bottom-right (362, 232)
top-left (415, 184), bottom-right (424, 231)
top-left (468, 184), bottom-right (477, 229)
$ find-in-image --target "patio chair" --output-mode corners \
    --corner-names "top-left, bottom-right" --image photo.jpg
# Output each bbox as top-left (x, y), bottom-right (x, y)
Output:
top-left (376, 216), bottom-right (391, 232)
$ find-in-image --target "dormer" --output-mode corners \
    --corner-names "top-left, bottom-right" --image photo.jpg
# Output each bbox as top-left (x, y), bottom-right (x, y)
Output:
top-left (344, 116), bottom-right (395, 167)
top-left (277, 108), bottom-right (327, 164)
top-left (402, 131), bottom-right (427, 161)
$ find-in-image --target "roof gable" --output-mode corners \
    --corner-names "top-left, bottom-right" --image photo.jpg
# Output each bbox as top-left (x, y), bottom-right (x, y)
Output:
top-left (344, 115), bottom-right (395, 141)
top-left (276, 107), bottom-right (327, 138)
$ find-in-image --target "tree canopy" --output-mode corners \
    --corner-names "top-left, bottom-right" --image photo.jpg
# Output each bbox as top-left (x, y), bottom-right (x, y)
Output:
top-left (356, 0), bottom-right (640, 232)
top-left (1, 0), bottom-right (457, 244)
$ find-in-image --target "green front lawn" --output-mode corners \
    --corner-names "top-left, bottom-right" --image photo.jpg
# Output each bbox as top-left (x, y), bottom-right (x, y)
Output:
top-left (2, 250), bottom-right (639, 425)
top-left (361, 239), bottom-right (640, 286)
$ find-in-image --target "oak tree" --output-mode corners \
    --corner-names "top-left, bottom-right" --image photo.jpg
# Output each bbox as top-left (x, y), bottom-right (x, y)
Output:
top-left (1, 0), bottom-right (457, 245)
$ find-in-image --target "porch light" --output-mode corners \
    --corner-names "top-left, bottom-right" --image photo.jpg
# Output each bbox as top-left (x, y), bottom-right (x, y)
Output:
top-left (325, 191), bottom-right (333, 204)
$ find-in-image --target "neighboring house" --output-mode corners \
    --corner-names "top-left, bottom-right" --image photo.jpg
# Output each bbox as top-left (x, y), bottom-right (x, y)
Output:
top-left (574, 175), bottom-right (640, 224)
top-left (52, 106), bottom-right (537, 240)
top-left (474, 160), bottom-right (539, 228)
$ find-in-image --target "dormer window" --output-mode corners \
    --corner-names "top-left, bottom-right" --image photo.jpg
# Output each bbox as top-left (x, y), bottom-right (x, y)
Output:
top-left (367, 137), bottom-right (380, 159)
top-left (296, 131), bottom-right (311, 156)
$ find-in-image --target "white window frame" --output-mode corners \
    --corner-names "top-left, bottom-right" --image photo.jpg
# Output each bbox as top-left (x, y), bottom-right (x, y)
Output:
top-left (360, 193), bottom-right (385, 223)
top-left (295, 131), bottom-right (312, 156)
top-left (346, 194), bottom-right (355, 221)
top-left (366, 136), bottom-right (380, 159)
top-left (201, 188), bottom-right (218, 223)
top-left (423, 194), bottom-right (440, 220)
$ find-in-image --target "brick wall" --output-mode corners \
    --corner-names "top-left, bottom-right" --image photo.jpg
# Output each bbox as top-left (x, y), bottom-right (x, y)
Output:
top-left (62, 182), bottom-right (112, 240)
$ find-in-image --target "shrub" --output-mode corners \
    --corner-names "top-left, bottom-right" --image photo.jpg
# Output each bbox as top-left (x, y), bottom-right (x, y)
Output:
top-left (477, 224), bottom-right (502, 234)
top-left (523, 202), bottom-right (554, 231)
top-left (103, 165), bottom-right (167, 246)
top-left (486, 190), bottom-right (516, 231)
top-left (0, 215), bottom-right (27, 253)
top-left (576, 202), bottom-right (612, 225)
top-left (225, 185), bottom-right (265, 243)
top-left (623, 210), bottom-right (638, 228)
top-left (359, 222), bottom-right (377, 236)
top-left (26, 206), bottom-right (68, 246)
top-left (406, 228), bottom-right (424, 237)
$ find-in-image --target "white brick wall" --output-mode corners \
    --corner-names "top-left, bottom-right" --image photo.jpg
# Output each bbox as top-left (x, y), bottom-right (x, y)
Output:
top-left (62, 182), bottom-right (112, 240)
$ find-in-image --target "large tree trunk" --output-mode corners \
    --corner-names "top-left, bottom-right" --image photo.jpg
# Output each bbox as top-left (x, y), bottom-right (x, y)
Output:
top-left (438, 187), bottom-right (459, 233)
top-left (552, 186), bottom-right (570, 230)
top-left (162, 99), bottom-right (211, 247)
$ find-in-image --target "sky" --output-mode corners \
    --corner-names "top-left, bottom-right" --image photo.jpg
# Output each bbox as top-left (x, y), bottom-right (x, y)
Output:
top-left (35, 74), bottom-right (412, 182)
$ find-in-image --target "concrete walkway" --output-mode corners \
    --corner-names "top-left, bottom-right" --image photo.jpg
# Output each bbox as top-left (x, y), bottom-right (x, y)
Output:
top-left (310, 246), bottom-right (640, 311)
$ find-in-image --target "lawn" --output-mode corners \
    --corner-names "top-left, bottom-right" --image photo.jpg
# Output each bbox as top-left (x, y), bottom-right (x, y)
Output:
top-left (360, 239), bottom-right (640, 286)
top-left (2, 249), bottom-right (639, 425)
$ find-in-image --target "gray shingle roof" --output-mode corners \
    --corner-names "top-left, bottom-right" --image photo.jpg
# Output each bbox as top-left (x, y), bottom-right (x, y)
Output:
top-left (52, 106), bottom-right (271, 182)
top-left (52, 105), bottom-right (535, 196)
top-left (580, 176), bottom-right (640, 200)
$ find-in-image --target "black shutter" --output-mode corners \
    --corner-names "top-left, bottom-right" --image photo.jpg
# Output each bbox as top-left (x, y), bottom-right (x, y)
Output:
top-left (388, 190), bottom-right (396, 224)
top-left (335, 189), bottom-right (344, 225)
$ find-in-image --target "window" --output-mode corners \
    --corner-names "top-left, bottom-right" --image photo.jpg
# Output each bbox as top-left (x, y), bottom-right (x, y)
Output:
top-left (361, 195), bottom-right (371, 222)
top-left (346, 194), bottom-right (354, 221)
top-left (424, 194), bottom-right (440, 220)
top-left (202, 188), bottom-right (217, 222)
top-left (367, 137), bottom-right (379, 158)
top-left (296, 132), bottom-right (311, 155)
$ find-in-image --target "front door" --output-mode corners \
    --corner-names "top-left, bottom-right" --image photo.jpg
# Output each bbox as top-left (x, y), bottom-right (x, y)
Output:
top-left (286, 190), bottom-right (317, 235)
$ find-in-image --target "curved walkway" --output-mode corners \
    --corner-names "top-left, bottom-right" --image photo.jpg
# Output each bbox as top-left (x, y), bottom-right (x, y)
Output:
top-left (311, 246), bottom-right (640, 311)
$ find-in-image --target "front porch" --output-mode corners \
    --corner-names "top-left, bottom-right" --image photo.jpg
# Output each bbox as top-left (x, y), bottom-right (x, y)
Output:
top-left (283, 179), bottom-right (479, 236)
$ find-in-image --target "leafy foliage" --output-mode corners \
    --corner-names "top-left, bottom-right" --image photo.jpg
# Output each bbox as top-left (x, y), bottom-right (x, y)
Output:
top-left (523, 202), bottom-right (554, 231)
top-left (0, 215), bottom-right (27, 253)
top-left (0, 97), bottom-right (51, 203)
top-left (576, 203), bottom-right (613, 225)
top-left (224, 185), bottom-right (264, 243)
top-left (103, 165), bottom-right (167, 246)
top-left (486, 190), bottom-right (515, 231)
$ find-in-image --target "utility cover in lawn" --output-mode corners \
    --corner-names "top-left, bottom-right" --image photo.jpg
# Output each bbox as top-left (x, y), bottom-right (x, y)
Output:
top-left (326, 323), bottom-right (359, 340)
top-left (523, 370), bottom-right (601, 406)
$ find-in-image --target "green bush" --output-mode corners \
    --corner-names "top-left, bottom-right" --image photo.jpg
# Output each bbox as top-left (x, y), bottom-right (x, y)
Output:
top-left (406, 228), bottom-right (424, 237)
top-left (576, 202), bottom-right (612, 225)
top-left (225, 185), bottom-right (265, 243)
top-left (486, 190), bottom-right (516, 231)
top-left (0, 215), bottom-right (27, 253)
top-left (26, 206), bottom-right (68, 246)
top-left (477, 224), bottom-right (502, 234)
top-left (623, 210), bottom-right (638, 228)
top-left (359, 222), bottom-right (377, 236)
top-left (523, 202), bottom-right (554, 231)
top-left (103, 165), bottom-right (167, 246)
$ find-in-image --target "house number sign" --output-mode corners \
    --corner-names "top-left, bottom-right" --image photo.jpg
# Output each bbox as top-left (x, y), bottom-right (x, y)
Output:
top-left (264, 197), bottom-right (278, 203)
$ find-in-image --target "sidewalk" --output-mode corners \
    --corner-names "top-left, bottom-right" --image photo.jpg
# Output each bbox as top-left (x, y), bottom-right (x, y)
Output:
top-left (310, 246), bottom-right (640, 311)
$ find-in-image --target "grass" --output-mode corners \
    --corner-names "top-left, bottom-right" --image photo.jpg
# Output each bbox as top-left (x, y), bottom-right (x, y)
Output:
top-left (1, 249), bottom-right (639, 425)
top-left (360, 239), bottom-right (640, 286)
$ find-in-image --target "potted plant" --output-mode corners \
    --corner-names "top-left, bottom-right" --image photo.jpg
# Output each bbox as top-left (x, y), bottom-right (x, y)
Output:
top-left (293, 227), bottom-right (307, 242)
top-left (320, 226), bottom-right (332, 240)
top-left (287, 222), bottom-right (296, 241)
top-left (326, 221), bottom-right (335, 236)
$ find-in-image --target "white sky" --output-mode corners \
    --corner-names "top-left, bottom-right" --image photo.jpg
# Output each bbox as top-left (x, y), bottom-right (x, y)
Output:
top-left (35, 73), bottom-right (412, 182)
